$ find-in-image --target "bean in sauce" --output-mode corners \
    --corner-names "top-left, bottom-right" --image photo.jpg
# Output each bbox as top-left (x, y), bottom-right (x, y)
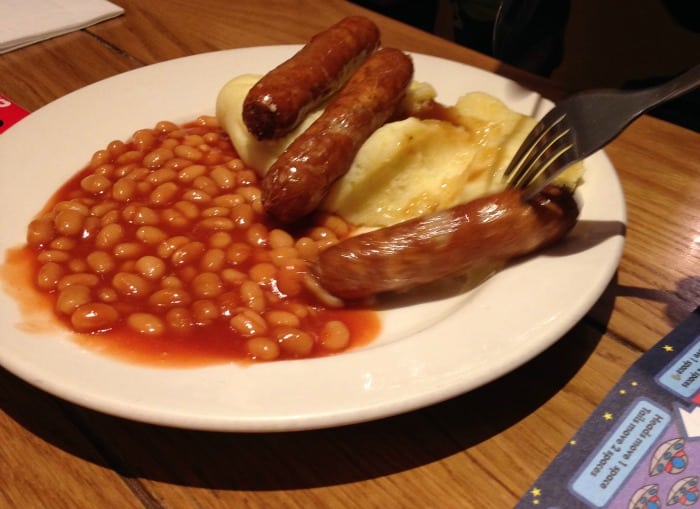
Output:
top-left (17, 116), bottom-right (380, 365)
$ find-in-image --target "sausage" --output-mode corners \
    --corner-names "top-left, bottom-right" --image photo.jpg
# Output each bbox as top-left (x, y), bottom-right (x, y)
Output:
top-left (262, 47), bottom-right (414, 224)
top-left (242, 16), bottom-right (380, 141)
top-left (312, 185), bottom-right (580, 300)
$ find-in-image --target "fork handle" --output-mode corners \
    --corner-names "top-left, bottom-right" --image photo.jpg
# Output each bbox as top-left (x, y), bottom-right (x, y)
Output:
top-left (566, 63), bottom-right (700, 161)
top-left (641, 63), bottom-right (700, 109)
top-left (600, 63), bottom-right (700, 132)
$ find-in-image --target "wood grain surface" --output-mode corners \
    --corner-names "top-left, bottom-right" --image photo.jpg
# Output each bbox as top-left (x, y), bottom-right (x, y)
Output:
top-left (0, 1), bottom-right (698, 508)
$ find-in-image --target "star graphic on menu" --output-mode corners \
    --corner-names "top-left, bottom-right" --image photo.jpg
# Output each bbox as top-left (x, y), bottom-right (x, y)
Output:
top-left (604, 412), bottom-right (613, 421)
top-left (531, 488), bottom-right (542, 497)
top-left (570, 439), bottom-right (577, 446)
top-left (619, 389), bottom-right (627, 395)
top-left (664, 345), bottom-right (674, 352)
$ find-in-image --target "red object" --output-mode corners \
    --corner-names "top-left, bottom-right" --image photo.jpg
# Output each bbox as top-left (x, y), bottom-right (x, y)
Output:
top-left (0, 95), bottom-right (29, 134)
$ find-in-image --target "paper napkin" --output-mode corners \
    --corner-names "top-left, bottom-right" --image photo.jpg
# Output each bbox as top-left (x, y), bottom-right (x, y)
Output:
top-left (0, 0), bottom-right (124, 54)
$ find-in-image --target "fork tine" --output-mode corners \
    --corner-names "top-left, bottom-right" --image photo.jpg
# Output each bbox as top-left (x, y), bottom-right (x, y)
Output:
top-left (504, 112), bottom-right (567, 188)
top-left (503, 108), bottom-right (578, 200)
top-left (520, 143), bottom-right (575, 200)
top-left (515, 126), bottom-right (573, 187)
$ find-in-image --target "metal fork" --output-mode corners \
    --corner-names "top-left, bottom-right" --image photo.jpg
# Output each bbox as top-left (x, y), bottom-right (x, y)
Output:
top-left (504, 63), bottom-right (700, 199)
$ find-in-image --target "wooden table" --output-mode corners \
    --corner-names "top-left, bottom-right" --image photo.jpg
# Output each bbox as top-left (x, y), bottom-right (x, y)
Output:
top-left (1, 1), bottom-right (698, 507)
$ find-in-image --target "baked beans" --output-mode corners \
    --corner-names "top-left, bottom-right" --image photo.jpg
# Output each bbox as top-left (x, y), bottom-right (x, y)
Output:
top-left (25, 116), bottom-right (379, 362)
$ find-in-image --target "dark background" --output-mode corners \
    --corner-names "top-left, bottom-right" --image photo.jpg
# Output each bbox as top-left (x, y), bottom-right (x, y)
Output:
top-left (351, 0), bottom-right (700, 131)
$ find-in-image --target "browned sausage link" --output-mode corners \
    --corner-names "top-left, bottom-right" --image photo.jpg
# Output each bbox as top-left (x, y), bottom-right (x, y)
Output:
top-left (313, 185), bottom-right (580, 300)
top-left (262, 47), bottom-right (414, 224)
top-left (242, 16), bottom-right (380, 140)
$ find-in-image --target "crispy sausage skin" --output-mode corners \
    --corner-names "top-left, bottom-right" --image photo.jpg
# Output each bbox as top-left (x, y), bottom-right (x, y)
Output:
top-left (242, 16), bottom-right (380, 141)
top-left (262, 47), bottom-right (414, 224)
top-left (313, 185), bottom-right (580, 300)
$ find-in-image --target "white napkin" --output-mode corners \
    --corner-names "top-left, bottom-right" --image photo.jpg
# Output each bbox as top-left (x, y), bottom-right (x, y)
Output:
top-left (0, 0), bottom-right (124, 54)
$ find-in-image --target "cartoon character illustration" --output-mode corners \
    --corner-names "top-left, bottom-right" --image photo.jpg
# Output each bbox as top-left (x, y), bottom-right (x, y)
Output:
top-left (650, 438), bottom-right (688, 476)
top-left (667, 476), bottom-right (699, 506)
top-left (629, 484), bottom-right (662, 509)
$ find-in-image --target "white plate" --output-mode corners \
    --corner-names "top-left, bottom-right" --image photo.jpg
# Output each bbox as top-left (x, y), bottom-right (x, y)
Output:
top-left (0, 46), bottom-right (626, 431)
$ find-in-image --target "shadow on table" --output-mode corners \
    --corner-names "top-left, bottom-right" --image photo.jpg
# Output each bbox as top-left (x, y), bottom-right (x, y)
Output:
top-left (0, 282), bottom-right (619, 491)
top-left (6, 276), bottom-right (696, 490)
top-left (614, 276), bottom-right (700, 326)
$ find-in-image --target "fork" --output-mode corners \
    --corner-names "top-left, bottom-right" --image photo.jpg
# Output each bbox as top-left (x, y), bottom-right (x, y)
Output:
top-left (504, 63), bottom-right (700, 199)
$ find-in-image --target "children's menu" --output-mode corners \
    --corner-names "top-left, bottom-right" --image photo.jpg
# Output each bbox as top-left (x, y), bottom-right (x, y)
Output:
top-left (517, 307), bottom-right (700, 508)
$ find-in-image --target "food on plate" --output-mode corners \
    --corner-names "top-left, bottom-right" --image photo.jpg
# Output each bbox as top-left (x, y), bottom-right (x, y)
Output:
top-left (313, 185), bottom-right (579, 299)
top-left (261, 47), bottom-right (414, 223)
top-left (326, 91), bottom-right (583, 226)
top-left (217, 78), bottom-right (445, 179)
top-left (215, 18), bottom-right (585, 302)
top-left (15, 17), bottom-right (586, 364)
top-left (242, 15), bottom-right (380, 141)
top-left (23, 116), bottom-right (378, 362)
top-left (220, 80), bottom-right (583, 229)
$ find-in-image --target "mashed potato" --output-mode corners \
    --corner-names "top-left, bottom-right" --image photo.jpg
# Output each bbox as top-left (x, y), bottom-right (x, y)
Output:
top-left (216, 75), bottom-right (583, 227)
top-left (326, 92), bottom-right (543, 226)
